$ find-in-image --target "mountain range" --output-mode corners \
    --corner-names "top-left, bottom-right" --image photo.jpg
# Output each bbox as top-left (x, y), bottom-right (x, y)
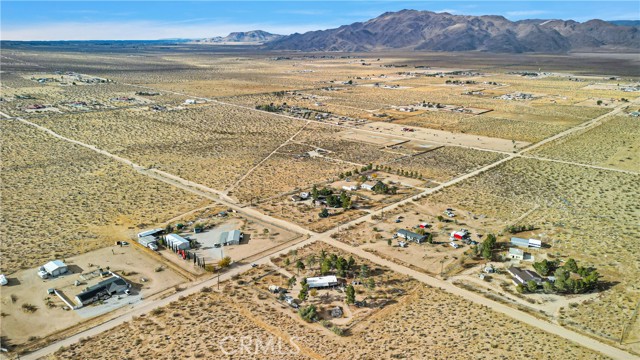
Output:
top-left (192, 30), bottom-right (283, 45)
top-left (264, 10), bottom-right (640, 53)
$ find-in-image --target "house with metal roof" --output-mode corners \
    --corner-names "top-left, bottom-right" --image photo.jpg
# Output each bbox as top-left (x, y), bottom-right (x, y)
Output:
top-left (306, 276), bottom-right (339, 289)
top-left (397, 229), bottom-right (427, 243)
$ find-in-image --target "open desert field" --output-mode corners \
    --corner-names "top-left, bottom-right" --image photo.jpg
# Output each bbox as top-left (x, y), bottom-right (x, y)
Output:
top-left (26, 104), bottom-right (305, 192)
top-left (52, 243), bottom-right (607, 360)
top-left (531, 114), bottom-right (640, 172)
top-left (0, 120), bottom-right (211, 274)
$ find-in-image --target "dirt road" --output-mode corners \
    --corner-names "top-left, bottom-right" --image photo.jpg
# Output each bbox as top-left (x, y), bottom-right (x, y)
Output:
top-left (3, 77), bottom-right (639, 360)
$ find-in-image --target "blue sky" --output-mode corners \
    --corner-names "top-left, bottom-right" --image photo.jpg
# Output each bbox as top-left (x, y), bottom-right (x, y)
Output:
top-left (2, 1), bottom-right (639, 40)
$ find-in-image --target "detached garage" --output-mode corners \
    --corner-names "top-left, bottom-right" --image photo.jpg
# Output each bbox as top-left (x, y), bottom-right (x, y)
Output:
top-left (165, 234), bottom-right (190, 250)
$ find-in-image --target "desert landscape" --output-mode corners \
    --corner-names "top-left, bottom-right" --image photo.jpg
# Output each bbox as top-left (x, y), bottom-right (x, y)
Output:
top-left (1, 5), bottom-right (640, 359)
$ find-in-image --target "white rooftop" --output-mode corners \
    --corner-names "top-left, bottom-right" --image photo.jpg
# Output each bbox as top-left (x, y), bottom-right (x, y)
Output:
top-left (43, 260), bottom-right (67, 272)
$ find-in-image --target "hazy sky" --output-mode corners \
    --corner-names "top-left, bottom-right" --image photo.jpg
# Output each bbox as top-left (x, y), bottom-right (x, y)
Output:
top-left (2, 1), bottom-right (639, 40)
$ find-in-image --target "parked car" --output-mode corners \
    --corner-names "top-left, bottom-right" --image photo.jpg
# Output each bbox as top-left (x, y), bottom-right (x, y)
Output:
top-left (148, 243), bottom-right (158, 251)
top-left (449, 241), bottom-right (460, 249)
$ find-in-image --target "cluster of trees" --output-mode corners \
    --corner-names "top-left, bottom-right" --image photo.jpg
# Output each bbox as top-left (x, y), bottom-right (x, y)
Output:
top-left (373, 165), bottom-right (424, 180)
top-left (372, 181), bottom-right (398, 195)
top-left (505, 224), bottom-right (535, 234)
top-left (338, 163), bottom-right (373, 179)
top-left (298, 304), bottom-right (317, 322)
top-left (255, 103), bottom-right (280, 112)
top-left (474, 234), bottom-right (497, 260)
top-left (520, 258), bottom-right (599, 294)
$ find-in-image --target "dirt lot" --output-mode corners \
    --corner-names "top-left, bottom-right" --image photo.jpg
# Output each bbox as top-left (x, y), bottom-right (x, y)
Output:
top-left (0, 246), bottom-right (185, 346)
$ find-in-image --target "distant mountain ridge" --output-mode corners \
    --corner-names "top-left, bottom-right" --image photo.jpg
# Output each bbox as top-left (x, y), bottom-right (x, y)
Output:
top-left (193, 30), bottom-right (283, 45)
top-left (265, 10), bottom-right (640, 53)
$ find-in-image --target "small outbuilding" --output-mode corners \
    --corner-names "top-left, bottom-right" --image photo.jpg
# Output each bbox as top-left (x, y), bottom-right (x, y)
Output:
top-left (138, 235), bottom-right (158, 248)
top-left (509, 248), bottom-right (524, 261)
top-left (137, 228), bottom-right (163, 239)
top-left (39, 260), bottom-right (68, 278)
top-left (217, 230), bottom-right (242, 247)
top-left (360, 182), bottom-right (376, 191)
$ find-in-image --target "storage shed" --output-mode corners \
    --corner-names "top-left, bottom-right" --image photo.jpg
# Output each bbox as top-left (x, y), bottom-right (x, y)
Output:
top-left (137, 228), bottom-right (163, 239)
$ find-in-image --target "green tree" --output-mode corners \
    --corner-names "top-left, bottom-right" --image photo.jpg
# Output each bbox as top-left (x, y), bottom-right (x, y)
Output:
top-left (341, 192), bottom-right (352, 210)
top-left (298, 283), bottom-right (309, 301)
top-left (542, 281), bottom-right (554, 294)
top-left (288, 276), bottom-right (297, 288)
top-left (366, 278), bottom-right (376, 292)
top-left (319, 208), bottom-right (329, 218)
top-left (296, 259), bottom-right (305, 274)
top-left (298, 304), bottom-right (317, 322)
top-left (526, 280), bottom-right (538, 293)
top-left (426, 233), bottom-right (434, 244)
top-left (360, 264), bottom-right (370, 279)
top-left (306, 254), bottom-right (317, 270)
top-left (336, 257), bottom-right (347, 277)
top-left (564, 258), bottom-right (578, 273)
top-left (345, 285), bottom-right (356, 304)
top-left (321, 258), bottom-right (332, 276)
top-left (482, 234), bottom-right (497, 260)
top-left (311, 185), bottom-right (319, 200)
top-left (284, 258), bottom-right (290, 266)
top-left (218, 256), bottom-right (232, 268)
top-left (347, 256), bottom-right (356, 271)
top-left (387, 238), bottom-right (392, 246)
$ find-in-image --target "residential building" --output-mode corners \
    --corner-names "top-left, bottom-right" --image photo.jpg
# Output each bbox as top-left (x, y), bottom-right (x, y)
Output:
top-left (397, 229), bottom-right (427, 243)
top-left (75, 275), bottom-right (130, 307)
top-left (507, 266), bottom-right (543, 286)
